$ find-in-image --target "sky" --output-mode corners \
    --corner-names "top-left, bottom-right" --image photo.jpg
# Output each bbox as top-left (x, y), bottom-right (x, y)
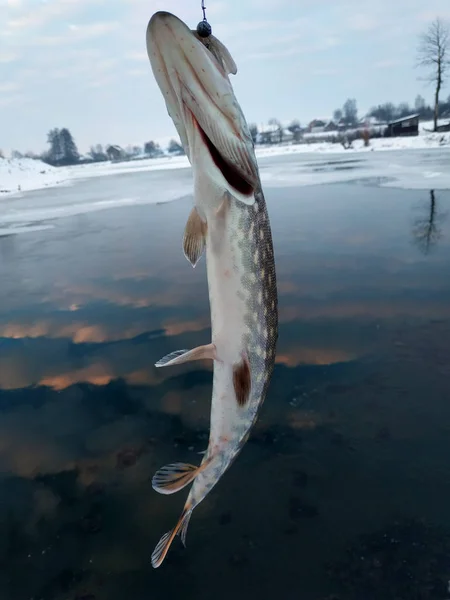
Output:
top-left (1, 0), bottom-right (450, 155)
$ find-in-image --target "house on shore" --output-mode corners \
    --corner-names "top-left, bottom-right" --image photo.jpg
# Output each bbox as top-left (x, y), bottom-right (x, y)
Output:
top-left (256, 124), bottom-right (294, 144)
top-left (106, 145), bottom-right (126, 161)
top-left (307, 118), bottom-right (337, 133)
top-left (385, 114), bottom-right (419, 137)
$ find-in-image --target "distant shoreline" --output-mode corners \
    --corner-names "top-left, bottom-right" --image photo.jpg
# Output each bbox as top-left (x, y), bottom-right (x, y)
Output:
top-left (1, 132), bottom-right (449, 198)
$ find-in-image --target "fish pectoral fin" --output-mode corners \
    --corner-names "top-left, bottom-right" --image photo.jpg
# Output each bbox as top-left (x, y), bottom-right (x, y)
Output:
top-left (155, 343), bottom-right (216, 368)
top-left (233, 354), bottom-right (251, 407)
top-left (183, 206), bottom-right (207, 267)
top-left (151, 508), bottom-right (192, 569)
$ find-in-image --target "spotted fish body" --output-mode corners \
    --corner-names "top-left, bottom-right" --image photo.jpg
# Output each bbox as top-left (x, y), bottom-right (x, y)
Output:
top-left (146, 11), bottom-right (278, 568)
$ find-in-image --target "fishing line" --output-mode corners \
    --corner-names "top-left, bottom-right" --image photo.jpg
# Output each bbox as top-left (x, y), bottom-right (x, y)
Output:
top-left (197, 0), bottom-right (212, 37)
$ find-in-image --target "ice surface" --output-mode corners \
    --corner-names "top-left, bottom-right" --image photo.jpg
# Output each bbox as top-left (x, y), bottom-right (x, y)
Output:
top-left (258, 149), bottom-right (450, 190)
top-left (0, 224), bottom-right (55, 237)
top-left (1, 135), bottom-right (449, 238)
top-left (1, 126), bottom-right (449, 200)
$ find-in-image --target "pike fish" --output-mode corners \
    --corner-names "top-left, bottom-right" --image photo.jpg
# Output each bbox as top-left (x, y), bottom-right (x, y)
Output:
top-left (146, 11), bottom-right (278, 568)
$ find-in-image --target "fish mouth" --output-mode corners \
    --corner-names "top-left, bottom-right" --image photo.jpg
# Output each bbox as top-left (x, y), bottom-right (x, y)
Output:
top-left (146, 11), bottom-right (257, 197)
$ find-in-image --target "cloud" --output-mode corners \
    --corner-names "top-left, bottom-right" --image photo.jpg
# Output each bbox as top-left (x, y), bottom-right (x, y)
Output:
top-left (347, 14), bottom-right (379, 31)
top-left (2, 0), bottom-right (106, 34)
top-left (126, 51), bottom-right (148, 62)
top-left (0, 51), bottom-right (18, 63)
top-left (248, 0), bottom-right (291, 9)
top-left (25, 21), bottom-right (119, 47)
top-left (68, 21), bottom-right (118, 37)
top-left (0, 81), bottom-right (19, 93)
top-left (87, 75), bottom-right (118, 88)
top-left (416, 9), bottom-right (450, 23)
top-left (374, 58), bottom-right (404, 69)
top-left (129, 68), bottom-right (149, 77)
top-left (2, 0), bottom-right (450, 153)
top-left (0, 93), bottom-right (26, 107)
top-left (248, 35), bottom-right (341, 60)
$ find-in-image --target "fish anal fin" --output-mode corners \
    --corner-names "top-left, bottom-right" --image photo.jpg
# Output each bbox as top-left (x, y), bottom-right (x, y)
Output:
top-left (183, 207), bottom-right (207, 267)
top-left (151, 508), bottom-right (192, 569)
top-left (152, 462), bottom-right (199, 495)
top-left (233, 354), bottom-right (251, 407)
top-left (155, 344), bottom-right (216, 368)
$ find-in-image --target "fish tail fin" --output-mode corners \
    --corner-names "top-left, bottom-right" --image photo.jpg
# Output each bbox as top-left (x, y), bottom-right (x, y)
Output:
top-left (152, 458), bottom-right (211, 495)
top-left (151, 508), bottom-right (193, 568)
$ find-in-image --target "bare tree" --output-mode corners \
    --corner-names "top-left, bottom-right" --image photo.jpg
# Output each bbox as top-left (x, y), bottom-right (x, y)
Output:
top-left (287, 119), bottom-right (302, 142)
top-left (412, 190), bottom-right (446, 254)
top-left (248, 123), bottom-right (258, 145)
top-left (417, 18), bottom-right (450, 132)
top-left (333, 108), bottom-right (343, 123)
top-left (343, 98), bottom-right (358, 125)
top-left (268, 118), bottom-right (283, 143)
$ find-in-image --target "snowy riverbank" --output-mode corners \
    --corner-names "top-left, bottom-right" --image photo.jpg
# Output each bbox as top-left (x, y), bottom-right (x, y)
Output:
top-left (0, 158), bottom-right (70, 196)
top-left (1, 130), bottom-right (449, 197)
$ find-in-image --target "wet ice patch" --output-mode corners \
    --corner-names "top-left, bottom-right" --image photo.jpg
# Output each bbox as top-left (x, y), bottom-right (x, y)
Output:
top-left (259, 149), bottom-right (450, 191)
top-left (0, 223), bottom-right (55, 237)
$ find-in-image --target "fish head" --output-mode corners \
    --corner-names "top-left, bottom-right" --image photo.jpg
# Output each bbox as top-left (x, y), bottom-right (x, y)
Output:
top-left (146, 11), bottom-right (258, 197)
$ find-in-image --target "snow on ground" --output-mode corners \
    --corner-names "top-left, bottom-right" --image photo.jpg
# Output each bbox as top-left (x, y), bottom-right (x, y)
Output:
top-left (48, 130), bottom-right (450, 187)
top-left (0, 158), bottom-right (69, 195)
top-left (255, 130), bottom-right (450, 158)
top-left (1, 129), bottom-right (449, 198)
top-left (68, 154), bottom-right (190, 180)
top-left (419, 119), bottom-right (449, 132)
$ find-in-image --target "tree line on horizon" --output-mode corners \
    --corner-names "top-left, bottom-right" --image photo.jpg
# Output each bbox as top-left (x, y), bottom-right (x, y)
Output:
top-left (10, 133), bottom-right (186, 167)
top-left (9, 89), bottom-right (449, 167)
